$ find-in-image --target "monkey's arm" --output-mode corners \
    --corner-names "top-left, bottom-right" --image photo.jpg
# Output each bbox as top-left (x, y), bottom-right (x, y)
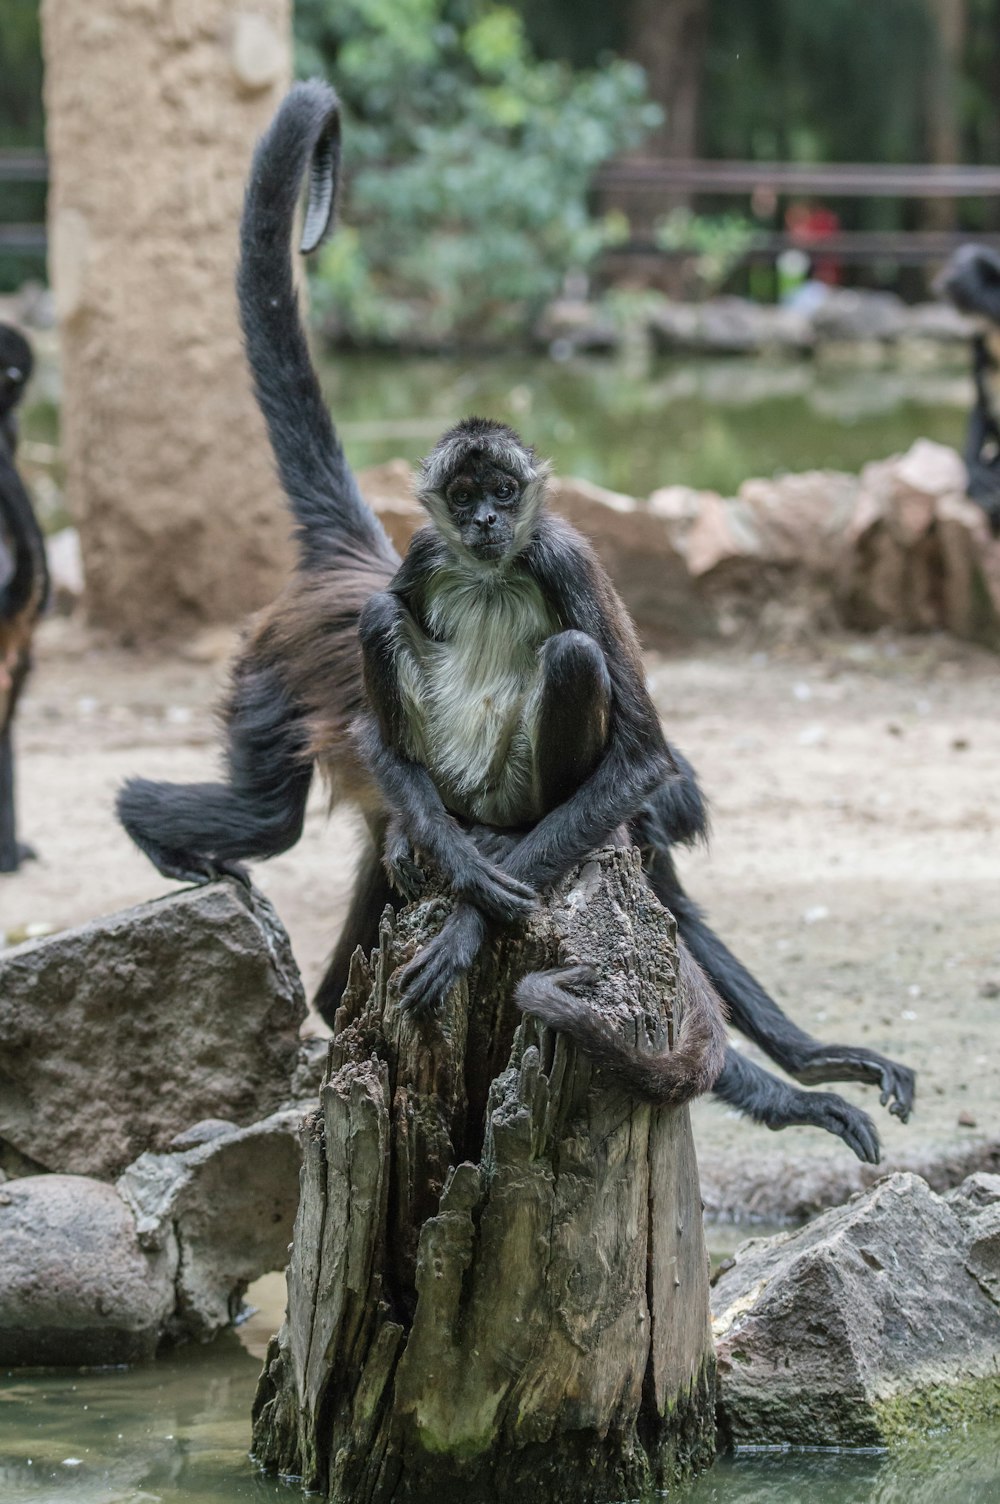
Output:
top-left (713, 1047), bottom-right (880, 1164)
top-left (633, 759), bottom-right (915, 1123)
top-left (357, 589), bottom-right (536, 926)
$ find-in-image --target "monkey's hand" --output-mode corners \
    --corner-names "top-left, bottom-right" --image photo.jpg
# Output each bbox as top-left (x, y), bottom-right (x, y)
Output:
top-left (465, 823), bottom-right (523, 864)
top-left (795, 1046), bottom-right (916, 1123)
top-left (448, 845), bottom-right (536, 926)
top-left (397, 904), bottom-right (486, 1017)
top-left (383, 818), bottom-right (426, 901)
top-left (771, 1087), bottom-right (882, 1165)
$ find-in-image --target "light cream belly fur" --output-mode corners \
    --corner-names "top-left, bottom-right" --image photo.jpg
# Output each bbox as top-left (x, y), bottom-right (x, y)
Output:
top-left (398, 565), bottom-right (559, 826)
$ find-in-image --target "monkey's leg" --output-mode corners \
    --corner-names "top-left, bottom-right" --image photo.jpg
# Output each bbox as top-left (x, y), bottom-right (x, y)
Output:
top-left (645, 847), bottom-right (915, 1122)
top-left (534, 630), bottom-right (611, 811)
top-left (0, 719), bottom-right (19, 872)
top-left (395, 630), bottom-right (617, 1017)
top-left (117, 664), bottom-right (311, 884)
top-left (313, 833), bottom-right (399, 1027)
top-left (713, 1045), bottom-right (881, 1165)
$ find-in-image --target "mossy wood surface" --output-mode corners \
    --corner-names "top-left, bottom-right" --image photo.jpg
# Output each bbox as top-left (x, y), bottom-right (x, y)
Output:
top-left (252, 846), bottom-right (715, 1503)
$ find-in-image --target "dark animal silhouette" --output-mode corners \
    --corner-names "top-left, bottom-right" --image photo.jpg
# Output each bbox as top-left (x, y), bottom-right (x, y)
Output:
top-left (0, 324), bottom-right (47, 873)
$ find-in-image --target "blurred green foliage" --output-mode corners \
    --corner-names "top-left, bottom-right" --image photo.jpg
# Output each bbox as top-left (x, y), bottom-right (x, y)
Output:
top-left (296, 0), bottom-right (659, 343)
top-left (0, 0), bottom-right (46, 291)
top-left (656, 209), bottom-right (759, 294)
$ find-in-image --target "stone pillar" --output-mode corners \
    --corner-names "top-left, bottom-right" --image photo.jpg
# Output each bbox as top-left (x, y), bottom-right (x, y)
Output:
top-left (41, 0), bottom-right (294, 639)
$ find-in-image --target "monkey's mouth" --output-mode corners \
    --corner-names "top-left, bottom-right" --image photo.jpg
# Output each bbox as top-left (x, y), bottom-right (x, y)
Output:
top-left (468, 539), bottom-right (508, 560)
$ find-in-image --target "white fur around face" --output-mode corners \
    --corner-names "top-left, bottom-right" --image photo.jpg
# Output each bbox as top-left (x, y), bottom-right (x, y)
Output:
top-left (398, 559), bottom-right (558, 825)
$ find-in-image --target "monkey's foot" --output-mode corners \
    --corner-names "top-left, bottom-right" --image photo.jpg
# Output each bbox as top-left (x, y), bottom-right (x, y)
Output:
top-left (795, 1046), bottom-right (915, 1122)
top-left (771, 1087), bottom-right (881, 1165)
top-left (396, 907), bottom-right (484, 1018)
top-left (136, 836), bottom-right (251, 890)
top-left (0, 840), bottom-right (38, 873)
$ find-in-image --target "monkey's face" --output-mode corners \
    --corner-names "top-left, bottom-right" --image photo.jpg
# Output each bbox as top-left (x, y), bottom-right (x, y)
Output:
top-left (442, 459), bottom-right (522, 563)
top-left (418, 419), bottom-right (549, 565)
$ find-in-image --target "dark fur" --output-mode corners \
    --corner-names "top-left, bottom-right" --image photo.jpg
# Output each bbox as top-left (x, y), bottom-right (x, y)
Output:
top-left (0, 325), bottom-right (47, 874)
top-left (516, 950), bottom-right (727, 1108)
top-left (116, 81), bottom-right (915, 1161)
top-left (938, 243), bottom-right (1000, 533)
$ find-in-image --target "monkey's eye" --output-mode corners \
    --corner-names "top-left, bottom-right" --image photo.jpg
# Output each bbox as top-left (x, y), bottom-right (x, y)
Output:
top-left (493, 479), bottom-right (515, 502)
top-left (450, 488), bottom-right (472, 508)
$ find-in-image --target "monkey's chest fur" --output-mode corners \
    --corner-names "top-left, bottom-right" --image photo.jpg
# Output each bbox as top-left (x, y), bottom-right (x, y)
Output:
top-left (399, 565), bottom-right (559, 826)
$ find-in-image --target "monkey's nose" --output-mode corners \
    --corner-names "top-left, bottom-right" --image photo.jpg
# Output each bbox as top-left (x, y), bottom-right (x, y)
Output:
top-left (481, 511), bottom-right (497, 528)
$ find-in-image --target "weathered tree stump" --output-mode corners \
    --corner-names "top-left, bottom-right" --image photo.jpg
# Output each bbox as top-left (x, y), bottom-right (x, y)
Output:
top-left (252, 846), bottom-right (716, 1503)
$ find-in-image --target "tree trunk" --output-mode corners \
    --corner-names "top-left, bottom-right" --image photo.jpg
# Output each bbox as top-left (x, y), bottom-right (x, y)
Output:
top-left (924, 0), bottom-right (967, 231)
top-left (625, 0), bottom-right (708, 162)
top-left (40, 0), bottom-right (293, 641)
top-left (251, 846), bottom-right (716, 1504)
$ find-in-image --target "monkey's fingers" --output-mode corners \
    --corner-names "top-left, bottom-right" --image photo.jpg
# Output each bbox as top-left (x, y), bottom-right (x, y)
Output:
top-left (397, 944), bottom-right (458, 1017)
top-left (797, 1046), bottom-right (916, 1123)
top-left (466, 825), bottom-right (520, 863)
top-left (777, 1090), bottom-right (881, 1165)
top-left (455, 861), bottom-right (536, 926)
top-left (385, 852), bottom-right (426, 901)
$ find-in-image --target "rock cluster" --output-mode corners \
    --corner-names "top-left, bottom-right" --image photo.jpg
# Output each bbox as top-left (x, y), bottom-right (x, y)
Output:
top-left (711, 1172), bottom-right (1000, 1447)
top-left (360, 441), bottom-right (1000, 651)
top-left (0, 881), bottom-right (315, 1366)
top-left (538, 288), bottom-right (976, 361)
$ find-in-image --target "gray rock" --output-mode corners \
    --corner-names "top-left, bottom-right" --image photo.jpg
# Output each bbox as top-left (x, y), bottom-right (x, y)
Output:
top-left (809, 288), bottom-right (908, 342)
top-left (534, 297), bottom-right (620, 354)
top-left (0, 1174), bottom-right (177, 1366)
top-left (711, 1173), bottom-right (1000, 1446)
top-left (118, 1109), bottom-right (303, 1342)
top-left (648, 297), bottom-right (812, 356)
top-left (0, 881), bottom-right (306, 1179)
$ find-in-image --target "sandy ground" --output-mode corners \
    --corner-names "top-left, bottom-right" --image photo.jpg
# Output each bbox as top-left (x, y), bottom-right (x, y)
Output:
top-left (2, 617), bottom-right (998, 1222)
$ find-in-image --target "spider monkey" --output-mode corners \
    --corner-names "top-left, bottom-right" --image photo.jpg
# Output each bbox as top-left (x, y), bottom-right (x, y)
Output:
top-left (938, 242), bottom-right (1000, 534)
top-left (117, 81), bottom-right (915, 1160)
top-left (0, 324), bottom-right (47, 874)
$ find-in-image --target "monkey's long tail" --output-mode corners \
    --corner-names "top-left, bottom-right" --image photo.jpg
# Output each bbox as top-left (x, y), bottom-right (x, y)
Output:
top-left (237, 79), bottom-right (398, 575)
top-left (514, 944), bottom-right (728, 1107)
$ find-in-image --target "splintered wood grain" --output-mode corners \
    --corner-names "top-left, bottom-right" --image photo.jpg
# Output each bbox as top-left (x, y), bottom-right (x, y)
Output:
top-left (252, 848), bottom-right (716, 1503)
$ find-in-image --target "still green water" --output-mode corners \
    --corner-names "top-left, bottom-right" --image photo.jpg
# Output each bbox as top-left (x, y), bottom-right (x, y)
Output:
top-left (315, 353), bottom-right (969, 497)
top-left (20, 351), bottom-right (970, 520)
top-left (1, 1269), bottom-right (998, 1504)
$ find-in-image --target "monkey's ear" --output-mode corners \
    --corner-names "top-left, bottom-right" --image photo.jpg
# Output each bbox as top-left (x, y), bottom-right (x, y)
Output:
top-left (300, 101), bottom-right (341, 255)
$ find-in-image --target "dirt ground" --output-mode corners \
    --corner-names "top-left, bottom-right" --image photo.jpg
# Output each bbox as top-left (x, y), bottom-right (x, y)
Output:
top-left (2, 617), bottom-right (998, 1222)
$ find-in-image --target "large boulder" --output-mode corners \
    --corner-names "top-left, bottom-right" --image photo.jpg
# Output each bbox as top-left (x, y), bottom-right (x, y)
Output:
top-left (0, 1109), bottom-right (306, 1365)
top-left (836, 440), bottom-right (969, 633)
top-left (118, 1109), bottom-right (304, 1342)
top-left (547, 476), bottom-right (711, 644)
top-left (0, 1174), bottom-right (176, 1366)
top-left (711, 1173), bottom-right (1000, 1447)
top-left (0, 881), bottom-right (306, 1179)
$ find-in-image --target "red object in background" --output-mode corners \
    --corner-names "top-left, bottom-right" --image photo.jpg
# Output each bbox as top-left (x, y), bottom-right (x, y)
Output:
top-left (786, 202), bottom-right (842, 284)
